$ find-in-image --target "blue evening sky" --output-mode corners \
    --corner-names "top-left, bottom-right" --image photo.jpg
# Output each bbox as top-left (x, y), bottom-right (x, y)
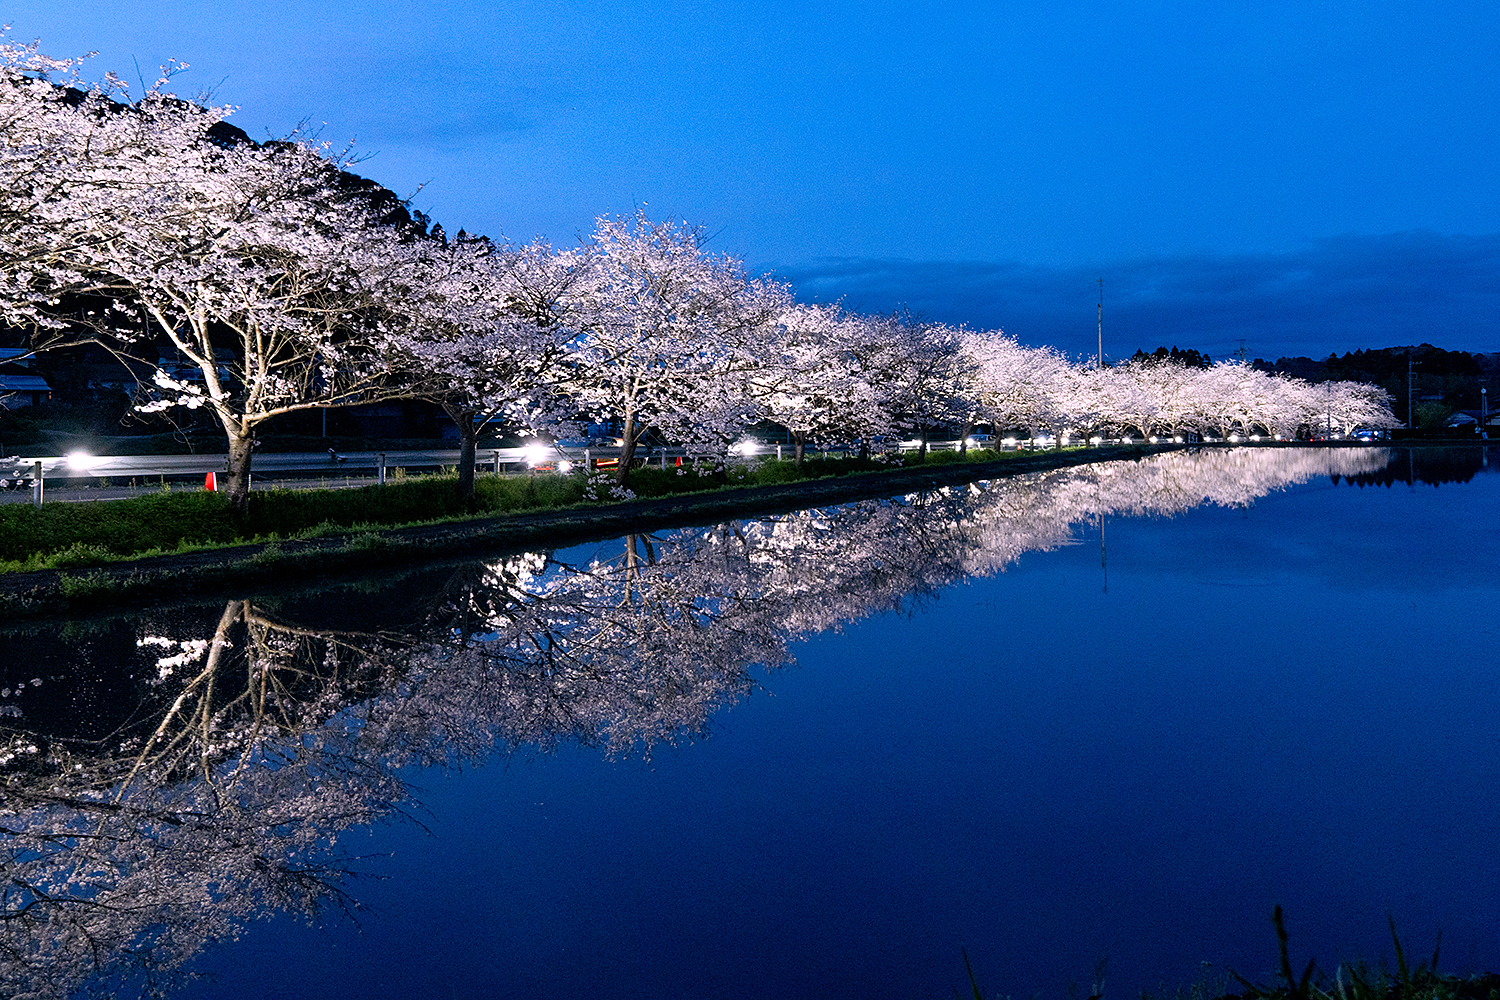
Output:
top-left (7, 1), bottom-right (1498, 359)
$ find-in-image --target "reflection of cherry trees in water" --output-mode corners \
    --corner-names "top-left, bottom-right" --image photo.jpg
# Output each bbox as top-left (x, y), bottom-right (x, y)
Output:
top-left (0, 447), bottom-right (1394, 996)
top-left (1330, 444), bottom-right (1498, 488)
top-left (0, 599), bottom-right (414, 998)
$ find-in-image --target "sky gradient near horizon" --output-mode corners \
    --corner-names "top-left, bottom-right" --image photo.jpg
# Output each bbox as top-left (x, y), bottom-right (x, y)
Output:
top-left (6, 1), bottom-right (1498, 360)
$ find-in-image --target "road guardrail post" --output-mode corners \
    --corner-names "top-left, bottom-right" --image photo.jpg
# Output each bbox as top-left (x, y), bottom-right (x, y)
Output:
top-left (378, 453), bottom-right (387, 485)
top-left (31, 461), bottom-right (42, 507)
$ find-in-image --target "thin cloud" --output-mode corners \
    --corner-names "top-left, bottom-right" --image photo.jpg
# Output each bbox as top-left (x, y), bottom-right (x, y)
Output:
top-left (773, 232), bottom-right (1500, 361)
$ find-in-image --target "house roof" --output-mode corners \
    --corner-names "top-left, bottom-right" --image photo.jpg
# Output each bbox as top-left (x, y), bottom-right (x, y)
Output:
top-left (0, 372), bottom-right (51, 392)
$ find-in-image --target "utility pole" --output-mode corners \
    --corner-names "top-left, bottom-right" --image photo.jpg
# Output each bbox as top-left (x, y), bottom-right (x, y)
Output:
top-left (1407, 354), bottom-right (1415, 429)
top-left (1098, 510), bottom-right (1108, 594)
top-left (1236, 339), bottom-right (1248, 364)
top-left (1096, 278), bottom-right (1104, 369)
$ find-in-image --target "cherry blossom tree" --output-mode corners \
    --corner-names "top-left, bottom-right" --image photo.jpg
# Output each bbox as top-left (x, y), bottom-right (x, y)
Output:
top-left (959, 329), bottom-right (1071, 441)
top-left (752, 303), bottom-right (888, 463)
top-left (0, 37), bottom-right (139, 337)
top-left (3, 42), bottom-right (427, 511)
top-left (89, 131), bottom-right (424, 509)
top-left (384, 236), bottom-right (587, 499)
top-left (862, 313), bottom-right (975, 458)
top-left (558, 211), bottom-right (790, 483)
top-left (1320, 379), bottom-right (1400, 435)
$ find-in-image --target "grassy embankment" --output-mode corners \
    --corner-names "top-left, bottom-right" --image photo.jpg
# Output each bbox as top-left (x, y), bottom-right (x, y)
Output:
top-left (0, 448), bottom-right (1027, 576)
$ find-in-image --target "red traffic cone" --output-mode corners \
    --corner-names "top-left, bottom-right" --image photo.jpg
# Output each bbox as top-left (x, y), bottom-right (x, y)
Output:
top-left (675, 456), bottom-right (682, 467)
top-left (204, 471), bottom-right (217, 491)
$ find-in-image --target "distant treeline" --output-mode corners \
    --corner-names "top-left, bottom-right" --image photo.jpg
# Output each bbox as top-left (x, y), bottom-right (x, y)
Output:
top-left (1259, 344), bottom-right (1498, 423)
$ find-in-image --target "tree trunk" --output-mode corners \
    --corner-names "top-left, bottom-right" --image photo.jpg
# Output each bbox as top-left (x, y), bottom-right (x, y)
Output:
top-left (615, 410), bottom-right (639, 485)
top-left (958, 419), bottom-right (975, 455)
top-left (793, 432), bottom-right (806, 466)
top-left (917, 425), bottom-right (929, 461)
top-left (443, 403), bottom-right (478, 500)
top-left (224, 429), bottom-right (255, 515)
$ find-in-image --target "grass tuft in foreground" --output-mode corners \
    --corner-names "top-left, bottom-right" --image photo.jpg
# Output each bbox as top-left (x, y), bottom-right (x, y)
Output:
top-left (963, 910), bottom-right (1498, 1000)
top-left (1214, 907), bottom-right (1496, 1000)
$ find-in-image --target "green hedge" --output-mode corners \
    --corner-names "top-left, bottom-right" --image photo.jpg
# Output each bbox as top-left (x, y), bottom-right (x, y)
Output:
top-left (0, 491), bottom-right (242, 567)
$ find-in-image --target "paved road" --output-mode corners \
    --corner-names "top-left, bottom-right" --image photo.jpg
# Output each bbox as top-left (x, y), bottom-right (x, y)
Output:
top-left (0, 444), bottom-right (678, 503)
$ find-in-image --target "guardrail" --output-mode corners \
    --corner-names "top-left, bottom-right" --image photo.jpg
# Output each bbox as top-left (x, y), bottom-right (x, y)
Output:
top-left (0, 444), bottom-right (750, 483)
top-left (0, 437), bottom-right (1146, 506)
top-left (0, 444), bottom-right (728, 505)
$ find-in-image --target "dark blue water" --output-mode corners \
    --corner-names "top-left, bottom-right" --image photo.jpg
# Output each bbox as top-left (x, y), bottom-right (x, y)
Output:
top-left (6, 447), bottom-right (1497, 999)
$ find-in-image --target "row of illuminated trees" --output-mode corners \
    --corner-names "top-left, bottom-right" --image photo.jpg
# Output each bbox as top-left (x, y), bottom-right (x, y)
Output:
top-left (0, 39), bottom-right (1399, 509)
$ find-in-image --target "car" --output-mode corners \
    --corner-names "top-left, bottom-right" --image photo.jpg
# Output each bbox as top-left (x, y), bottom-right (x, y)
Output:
top-left (556, 436), bottom-right (622, 449)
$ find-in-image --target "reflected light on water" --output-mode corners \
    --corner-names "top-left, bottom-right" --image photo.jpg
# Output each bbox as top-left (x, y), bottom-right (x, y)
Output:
top-left (0, 446), bottom-right (1495, 1000)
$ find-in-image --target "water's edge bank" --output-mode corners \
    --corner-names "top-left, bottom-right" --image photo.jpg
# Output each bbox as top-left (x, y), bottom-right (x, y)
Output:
top-left (0, 444), bottom-right (1181, 618)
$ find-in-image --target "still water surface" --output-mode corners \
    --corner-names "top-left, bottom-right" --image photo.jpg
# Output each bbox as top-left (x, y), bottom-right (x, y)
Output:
top-left (3, 447), bottom-right (1497, 1000)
